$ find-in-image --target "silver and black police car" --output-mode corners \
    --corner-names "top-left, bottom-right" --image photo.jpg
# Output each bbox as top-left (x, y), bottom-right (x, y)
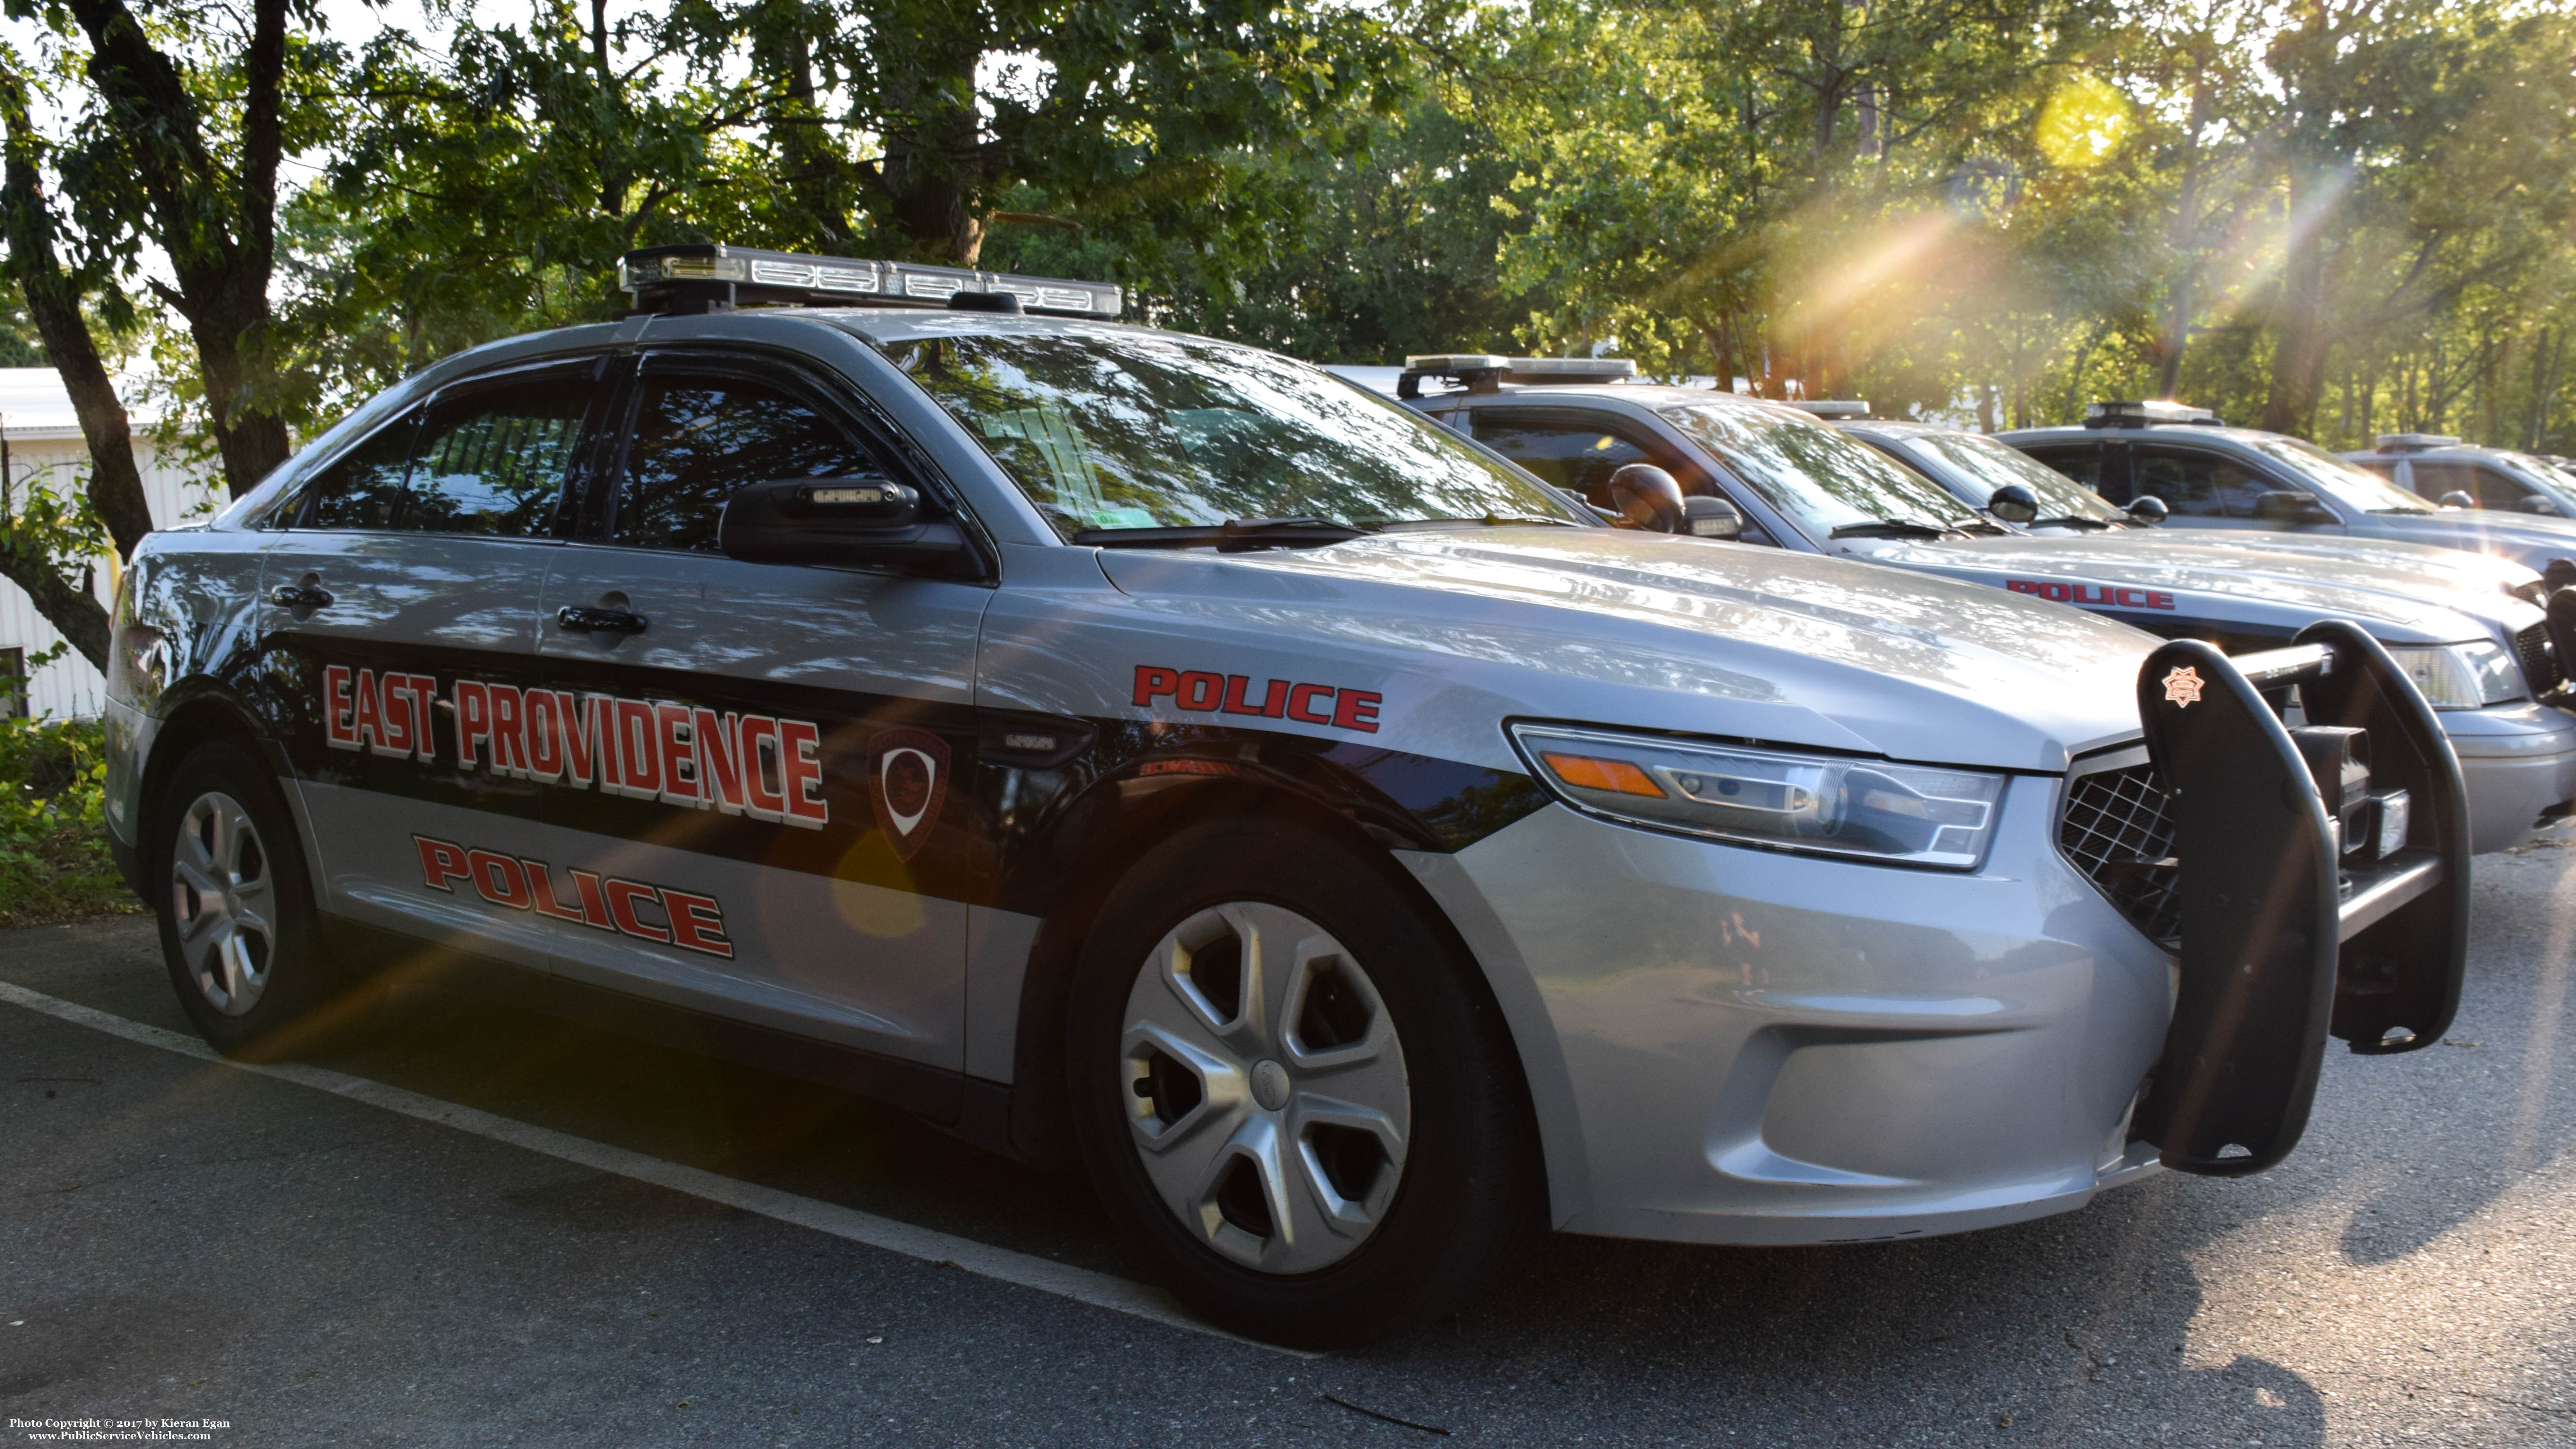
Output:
top-left (103, 248), bottom-right (2469, 1347)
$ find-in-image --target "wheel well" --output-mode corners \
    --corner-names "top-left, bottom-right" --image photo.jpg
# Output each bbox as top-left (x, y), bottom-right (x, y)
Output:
top-left (138, 696), bottom-right (276, 852)
top-left (1003, 775), bottom-right (1535, 1168)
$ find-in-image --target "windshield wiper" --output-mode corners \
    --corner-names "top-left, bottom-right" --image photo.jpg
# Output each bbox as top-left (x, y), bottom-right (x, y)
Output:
top-left (1372, 512), bottom-right (1581, 532)
top-left (1073, 516), bottom-right (1372, 551)
top-left (1829, 519), bottom-right (1954, 539)
top-left (2028, 514), bottom-right (2113, 530)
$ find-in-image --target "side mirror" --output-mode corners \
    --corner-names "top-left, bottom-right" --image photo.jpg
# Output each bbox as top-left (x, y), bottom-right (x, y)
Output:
top-left (2127, 493), bottom-right (2169, 525)
top-left (2255, 489), bottom-right (2332, 523)
top-left (1986, 483), bottom-right (2041, 525)
top-left (1608, 463), bottom-right (1687, 533)
top-left (2438, 490), bottom-right (2478, 510)
top-left (1681, 495), bottom-right (1743, 540)
top-left (718, 476), bottom-right (976, 575)
top-left (2517, 496), bottom-right (2560, 516)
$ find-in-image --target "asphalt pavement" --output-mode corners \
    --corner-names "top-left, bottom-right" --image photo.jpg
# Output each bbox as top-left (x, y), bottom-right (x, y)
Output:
top-left (3, 841), bottom-right (2574, 1448)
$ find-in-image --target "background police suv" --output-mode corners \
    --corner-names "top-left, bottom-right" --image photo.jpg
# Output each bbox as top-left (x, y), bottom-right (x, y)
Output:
top-left (103, 247), bottom-right (2468, 1347)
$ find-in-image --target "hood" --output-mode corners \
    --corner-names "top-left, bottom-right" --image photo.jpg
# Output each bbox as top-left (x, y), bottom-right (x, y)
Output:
top-left (1838, 533), bottom-right (2541, 645)
top-left (2132, 530), bottom-right (2540, 597)
top-left (1095, 527), bottom-right (2154, 773)
top-left (2355, 512), bottom-right (2576, 574)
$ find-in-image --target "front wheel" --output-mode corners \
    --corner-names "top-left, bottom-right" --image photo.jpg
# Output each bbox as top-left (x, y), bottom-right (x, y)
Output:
top-left (1066, 819), bottom-right (1540, 1347)
top-left (153, 739), bottom-right (357, 1058)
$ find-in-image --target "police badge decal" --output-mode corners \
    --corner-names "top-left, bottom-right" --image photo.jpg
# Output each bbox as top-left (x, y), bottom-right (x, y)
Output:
top-left (864, 727), bottom-right (951, 861)
top-left (2162, 665), bottom-right (2205, 708)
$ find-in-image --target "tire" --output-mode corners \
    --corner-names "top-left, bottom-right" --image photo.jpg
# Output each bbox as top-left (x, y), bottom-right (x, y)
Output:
top-left (151, 739), bottom-right (362, 1059)
top-left (1066, 817), bottom-right (1540, 1348)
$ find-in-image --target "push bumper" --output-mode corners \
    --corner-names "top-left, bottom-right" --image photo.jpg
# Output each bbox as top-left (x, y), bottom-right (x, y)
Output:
top-left (2130, 620), bottom-right (2467, 1173)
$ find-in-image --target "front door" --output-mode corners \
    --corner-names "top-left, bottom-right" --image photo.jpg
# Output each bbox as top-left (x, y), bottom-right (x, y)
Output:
top-left (2132, 444), bottom-right (2344, 538)
top-left (528, 350), bottom-right (992, 1070)
top-left (256, 357), bottom-right (604, 968)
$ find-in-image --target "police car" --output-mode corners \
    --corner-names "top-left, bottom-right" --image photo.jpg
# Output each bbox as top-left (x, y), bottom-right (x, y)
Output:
top-left (104, 249), bottom-right (2468, 1347)
top-left (2345, 434), bottom-right (2576, 519)
top-left (1999, 401), bottom-right (2576, 576)
top-left (1385, 361), bottom-right (2576, 853)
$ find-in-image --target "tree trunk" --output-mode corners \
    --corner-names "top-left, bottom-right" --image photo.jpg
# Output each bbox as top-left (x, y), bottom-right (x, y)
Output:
top-left (2157, 67), bottom-right (2214, 399)
top-left (68, 0), bottom-right (294, 498)
top-left (2262, 166), bottom-right (2335, 436)
top-left (0, 67), bottom-right (141, 671)
top-left (875, 36), bottom-right (989, 266)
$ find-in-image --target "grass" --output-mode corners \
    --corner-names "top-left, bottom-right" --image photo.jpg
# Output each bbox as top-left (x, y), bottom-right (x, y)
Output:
top-left (0, 715), bottom-right (144, 928)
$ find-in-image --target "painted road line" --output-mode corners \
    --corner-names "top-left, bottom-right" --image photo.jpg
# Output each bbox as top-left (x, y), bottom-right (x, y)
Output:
top-left (0, 979), bottom-right (1314, 1358)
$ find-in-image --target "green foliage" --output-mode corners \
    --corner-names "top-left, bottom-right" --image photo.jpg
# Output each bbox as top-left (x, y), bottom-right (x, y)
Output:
top-left (0, 658), bottom-right (134, 926)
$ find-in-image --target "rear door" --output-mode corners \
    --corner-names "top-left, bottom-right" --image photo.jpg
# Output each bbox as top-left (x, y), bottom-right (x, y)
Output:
top-left (528, 349), bottom-right (992, 1070)
top-left (257, 356), bottom-right (608, 968)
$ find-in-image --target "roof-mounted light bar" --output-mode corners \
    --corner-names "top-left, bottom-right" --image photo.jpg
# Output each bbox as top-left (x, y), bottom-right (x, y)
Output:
top-left (2084, 399), bottom-right (2223, 429)
top-left (618, 244), bottom-right (1123, 320)
top-left (1397, 353), bottom-right (1638, 399)
top-left (1787, 399), bottom-right (1871, 419)
top-left (2374, 433), bottom-right (2462, 453)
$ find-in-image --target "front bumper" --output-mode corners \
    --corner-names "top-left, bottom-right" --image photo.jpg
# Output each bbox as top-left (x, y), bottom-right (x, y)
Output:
top-left (1416, 784), bottom-right (2175, 1246)
top-left (2444, 702), bottom-right (2576, 853)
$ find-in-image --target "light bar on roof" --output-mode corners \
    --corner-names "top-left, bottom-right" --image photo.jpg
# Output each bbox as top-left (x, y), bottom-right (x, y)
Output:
top-left (2084, 399), bottom-right (2222, 429)
top-left (618, 244), bottom-right (1123, 319)
top-left (1787, 399), bottom-right (1871, 418)
top-left (2374, 433), bottom-right (2462, 453)
top-left (1502, 357), bottom-right (1637, 384)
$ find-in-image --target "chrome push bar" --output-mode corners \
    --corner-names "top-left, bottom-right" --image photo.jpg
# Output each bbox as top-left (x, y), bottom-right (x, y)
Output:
top-left (2129, 619), bottom-right (2469, 1177)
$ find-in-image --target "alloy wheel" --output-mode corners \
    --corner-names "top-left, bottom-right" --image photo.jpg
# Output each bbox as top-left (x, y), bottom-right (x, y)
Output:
top-left (1119, 902), bottom-right (1411, 1274)
top-left (169, 790), bottom-right (277, 1017)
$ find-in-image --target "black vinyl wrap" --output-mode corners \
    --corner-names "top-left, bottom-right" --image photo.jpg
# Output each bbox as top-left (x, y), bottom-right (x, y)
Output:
top-left (252, 634), bottom-right (1550, 918)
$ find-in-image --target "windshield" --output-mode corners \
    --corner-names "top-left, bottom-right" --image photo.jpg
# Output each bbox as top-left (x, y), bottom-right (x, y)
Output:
top-left (1894, 431), bottom-right (2125, 521)
top-left (1657, 402), bottom-right (1980, 536)
top-left (2494, 452), bottom-right (2576, 499)
top-left (2249, 436), bottom-right (2433, 514)
top-left (873, 326), bottom-right (1582, 538)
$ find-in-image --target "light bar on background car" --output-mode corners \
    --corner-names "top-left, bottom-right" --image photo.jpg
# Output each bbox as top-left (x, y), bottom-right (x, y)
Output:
top-left (2084, 399), bottom-right (2224, 429)
top-left (618, 244), bottom-right (1123, 319)
top-left (1786, 399), bottom-right (1871, 419)
top-left (2374, 433), bottom-right (2463, 453)
top-left (1397, 353), bottom-right (1637, 399)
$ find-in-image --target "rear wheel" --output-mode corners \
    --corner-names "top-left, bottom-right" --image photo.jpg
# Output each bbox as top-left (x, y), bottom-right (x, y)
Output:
top-left (1067, 819), bottom-right (1539, 1347)
top-left (153, 740), bottom-right (358, 1058)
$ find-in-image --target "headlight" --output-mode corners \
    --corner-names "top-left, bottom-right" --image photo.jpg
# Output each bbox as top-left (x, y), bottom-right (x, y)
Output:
top-left (1507, 723), bottom-right (2007, 869)
top-left (2382, 641), bottom-right (2524, 708)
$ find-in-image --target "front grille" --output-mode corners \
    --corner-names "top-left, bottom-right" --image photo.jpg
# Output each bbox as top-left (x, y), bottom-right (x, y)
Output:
top-left (2059, 764), bottom-right (2182, 947)
top-left (2516, 622), bottom-right (2560, 696)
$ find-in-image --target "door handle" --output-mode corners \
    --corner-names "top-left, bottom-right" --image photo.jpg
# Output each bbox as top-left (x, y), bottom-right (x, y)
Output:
top-left (268, 582), bottom-right (334, 610)
top-left (556, 605), bottom-right (649, 636)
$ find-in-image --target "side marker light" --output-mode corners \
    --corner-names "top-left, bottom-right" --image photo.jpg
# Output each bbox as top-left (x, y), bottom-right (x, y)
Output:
top-left (1540, 753), bottom-right (1668, 798)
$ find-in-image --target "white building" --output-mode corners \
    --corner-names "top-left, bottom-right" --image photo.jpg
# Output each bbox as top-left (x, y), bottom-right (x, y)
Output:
top-left (0, 368), bottom-right (224, 719)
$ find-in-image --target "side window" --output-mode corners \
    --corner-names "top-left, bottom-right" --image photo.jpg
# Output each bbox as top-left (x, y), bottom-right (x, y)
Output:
top-left (401, 386), bottom-right (591, 536)
top-left (2132, 448), bottom-right (2272, 519)
top-left (2413, 462), bottom-right (2528, 511)
top-left (614, 371), bottom-right (887, 551)
top-left (298, 413), bottom-right (420, 531)
top-left (1470, 416), bottom-right (1663, 505)
top-left (2020, 444), bottom-right (2111, 500)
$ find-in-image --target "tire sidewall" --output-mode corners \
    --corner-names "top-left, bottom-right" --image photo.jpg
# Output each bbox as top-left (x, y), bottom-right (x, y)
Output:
top-left (152, 740), bottom-right (334, 1057)
top-left (1066, 817), bottom-right (1534, 1346)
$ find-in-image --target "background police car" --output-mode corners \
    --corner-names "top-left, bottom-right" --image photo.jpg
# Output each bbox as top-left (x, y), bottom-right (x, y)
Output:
top-left (102, 249), bottom-right (2465, 1348)
top-left (1380, 367), bottom-right (2576, 853)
